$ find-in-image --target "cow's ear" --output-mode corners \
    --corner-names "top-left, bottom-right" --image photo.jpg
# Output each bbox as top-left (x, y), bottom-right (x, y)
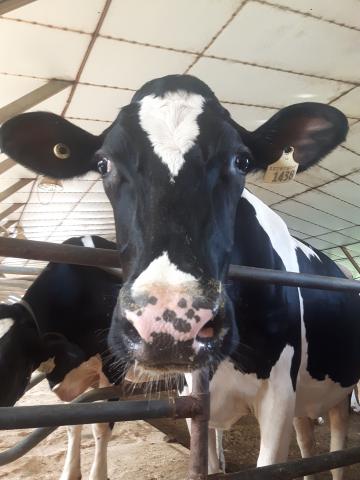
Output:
top-left (236, 103), bottom-right (348, 172)
top-left (0, 112), bottom-right (104, 178)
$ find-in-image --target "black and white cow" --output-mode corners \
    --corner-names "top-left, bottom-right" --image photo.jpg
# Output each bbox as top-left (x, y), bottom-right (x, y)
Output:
top-left (1, 74), bottom-right (359, 479)
top-left (0, 235), bottom-right (122, 480)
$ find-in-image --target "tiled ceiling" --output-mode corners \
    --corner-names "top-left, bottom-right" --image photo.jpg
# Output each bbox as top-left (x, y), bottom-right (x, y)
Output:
top-left (0, 0), bottom-right (360, 278)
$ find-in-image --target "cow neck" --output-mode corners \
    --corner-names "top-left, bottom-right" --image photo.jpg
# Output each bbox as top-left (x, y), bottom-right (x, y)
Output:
top-left (18, 299), bottom-right (41, 335)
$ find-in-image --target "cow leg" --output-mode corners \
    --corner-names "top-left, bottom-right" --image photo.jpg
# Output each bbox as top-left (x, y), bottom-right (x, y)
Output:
top-left (329, 398), bottom-right (349, 480)
top-left (89, 372), bottom-right (112, 480)
top-left (255, 348), bottom-right (295, 467)
top-left (60, 425), bottom-right (82, 480)
top-left (293, 417), bottom-right (316, 480)
top-left (89, 422), bottom-right (112, 480)
top-left (208, 428), bottom-right (225, 474)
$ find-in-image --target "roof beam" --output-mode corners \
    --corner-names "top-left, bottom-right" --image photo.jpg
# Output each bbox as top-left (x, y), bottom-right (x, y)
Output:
top-left (0, 0), bottom-right (37, 15)
top-left (0, 158), bottom-right (15, 175)
top-left (0, 79), bottom-right (72, 124)
top-left (0, 203), bottom-right (23, 221)
top-left (0, 178), bottom-right (33, 203)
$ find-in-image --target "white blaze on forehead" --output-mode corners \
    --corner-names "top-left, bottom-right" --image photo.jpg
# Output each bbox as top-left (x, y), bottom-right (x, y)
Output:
top-left (139, 90), bottom-right (204, 180)
top-left (132, 252), bottom-right (197, 295)
top-left (0, 318), bottom-right (14, 339)
top-left (293, 238), bottom-right (320, 261)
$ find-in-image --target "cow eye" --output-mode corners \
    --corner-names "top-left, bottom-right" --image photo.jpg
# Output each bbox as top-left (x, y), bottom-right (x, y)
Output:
top-left (97, 157), bottom-right (111, 176)
top-left (233, 154), bottom-right (251, 174)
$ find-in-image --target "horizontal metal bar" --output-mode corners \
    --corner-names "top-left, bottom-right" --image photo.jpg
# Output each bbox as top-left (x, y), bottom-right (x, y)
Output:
top-left (0, 265), bottom-right (43, 275)
top-left (1, 237), bottom-right (359, 292)
top-left (0, 237), bottom-right (120, 268)
top-left (228, 265), bottom-right (360, 293)
top-left (0, 396), bottom-right (200, 430)
top-left (210, 446), bottom-right (360, 479)
top-left (0, 384), bottom-right (150, 465)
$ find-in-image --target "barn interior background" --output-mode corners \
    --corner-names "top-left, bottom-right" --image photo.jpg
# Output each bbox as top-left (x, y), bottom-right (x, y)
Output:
top-left (0, 0), bottom-right (359, 304)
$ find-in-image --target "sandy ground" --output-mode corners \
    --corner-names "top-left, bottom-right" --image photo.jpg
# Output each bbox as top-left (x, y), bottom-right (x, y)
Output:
top-left (1, 382), bottom-right (360, 479)
top-left (0, 382), bottom-right (189, 480)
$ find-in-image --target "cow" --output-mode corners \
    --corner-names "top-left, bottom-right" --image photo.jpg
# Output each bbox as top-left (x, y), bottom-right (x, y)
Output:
top-left (0, 235), bottom-right (122, 480)
top-left (1, 74), bottom-right (359, 479)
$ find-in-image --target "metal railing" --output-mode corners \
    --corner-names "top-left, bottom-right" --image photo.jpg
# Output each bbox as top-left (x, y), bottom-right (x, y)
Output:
top-left (0, 237), bottom-right (360, 479)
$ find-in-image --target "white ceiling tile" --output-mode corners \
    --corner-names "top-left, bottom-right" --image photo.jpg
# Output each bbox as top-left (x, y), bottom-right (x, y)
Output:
top-left (344, 122), bottom-right (360, 155)
top-left (346, 243), bottom-right (360, 256)
top-left (0, 164), bottom-right (36, 180)
top-left (331, 86), bottom-right (360, 119)
top-left (0, 74), bottom-right (44, 109)
top-left (67, 84), bottom-right (133, 121)
top-left (21, 211), bottom-right (67, 221)
top-left (190, 57), bottom-right (349, 107)
top-left (73, 202), bottom-right (112, 212)
top-left (0, 20), bottom-right (90, 79)
top-left (4, 0), bottom-right (105, 32)
top-left (26, 87), bottom-right (71, 115)
top-left (320, 146), bottom-right (360, 176)
top-left (261, 0), bottom-right (360, 29)
top-left (274, 199), bottom-right (353, 229)
top-left (288, 229), bottom-right (308, 240)
top-left (295, 190), bottom-right (360, 224)
top-left (296, 165), bottom-right (337, 188)
top-left (339, 227), bottom-right (360, 241)
top-left (247, 183), bottom-right (285, 205)
top-left (67, 211), bottom-right (114, 219)
top-left (306, 237), bottom-right (336, 250)
top-left (89, 182), bottom-right (105, 193)
top-left (223, 104), bottom-right (277, 131)
top-left (81, 38), bottom-right (195, 89)
top-left (22, 203), bottom-right (73, 213)
top-left (100, 0), bottom-right (242, 51)
top-left (319, 179), bottom-right (360, 207)
top-left (67, 118), bottom-right (111, 136)
top-left (332, 258), bottom-right (360, 279)
top-left (322, 247), bottom-right (346, 261)
top-left (316, 232), bottom-right (356, 246)
top-left (273, 211), bottom-right (330, 236)
top-left (207, 3), bottom-right (360, 82)
top-left (82, 192), bottom-right (109, 202)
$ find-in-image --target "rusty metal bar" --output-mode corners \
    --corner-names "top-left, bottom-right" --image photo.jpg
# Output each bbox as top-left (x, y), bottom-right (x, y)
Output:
top-left (341, 246), bottom-right (360, 275)
top-left (188, 369), bottom-right (210, 480)
top-left (1, 237), bottom-right (360, 293)
top-left (0, 80), bottom-right (72, 124)
top-left (209, 446), bottom-right (360, 479)
top-left (0, 0), bottom-right (37, 15)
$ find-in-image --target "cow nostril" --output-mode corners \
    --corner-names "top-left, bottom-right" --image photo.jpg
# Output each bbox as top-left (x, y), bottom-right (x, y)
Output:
top-left (197, 319), bottom-right (216, 340)
top-left (123, 319), bottom-right (142, 344)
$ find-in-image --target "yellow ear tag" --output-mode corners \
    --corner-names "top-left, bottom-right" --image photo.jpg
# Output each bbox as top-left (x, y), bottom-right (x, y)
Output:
top-left (263, 147), bottom-right (298, 183)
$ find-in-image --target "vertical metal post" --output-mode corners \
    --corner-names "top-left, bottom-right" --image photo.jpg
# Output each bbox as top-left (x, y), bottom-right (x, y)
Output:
top-left (188, 368), bottom-right (210, 480)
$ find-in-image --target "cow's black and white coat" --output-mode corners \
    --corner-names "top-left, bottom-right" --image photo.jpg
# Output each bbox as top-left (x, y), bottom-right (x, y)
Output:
top-left (1, 74), bottom-right (358, 479)
top-left (0, 235), bottom-right (122, 480)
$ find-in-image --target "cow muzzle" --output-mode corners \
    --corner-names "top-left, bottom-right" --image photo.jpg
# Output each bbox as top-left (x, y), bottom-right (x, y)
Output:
top-left (117, 281), bottom-right (224, 372)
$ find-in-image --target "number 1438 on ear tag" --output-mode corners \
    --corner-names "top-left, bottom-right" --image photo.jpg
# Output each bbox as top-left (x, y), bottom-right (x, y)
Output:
top-left (263, 146), bottom-right (298, 184)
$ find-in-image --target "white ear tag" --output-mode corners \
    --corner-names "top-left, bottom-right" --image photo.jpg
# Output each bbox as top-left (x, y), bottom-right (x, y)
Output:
top-left (263, 147), bottom-right (298, 183)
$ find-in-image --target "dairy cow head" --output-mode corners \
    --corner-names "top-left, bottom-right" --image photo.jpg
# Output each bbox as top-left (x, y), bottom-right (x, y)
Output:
top-left (0, 75), bottom-right (348, 373)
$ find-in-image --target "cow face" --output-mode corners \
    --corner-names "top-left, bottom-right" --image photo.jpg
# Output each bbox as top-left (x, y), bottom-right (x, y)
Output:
top-left (0, 75), bottom-right (348, 374)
